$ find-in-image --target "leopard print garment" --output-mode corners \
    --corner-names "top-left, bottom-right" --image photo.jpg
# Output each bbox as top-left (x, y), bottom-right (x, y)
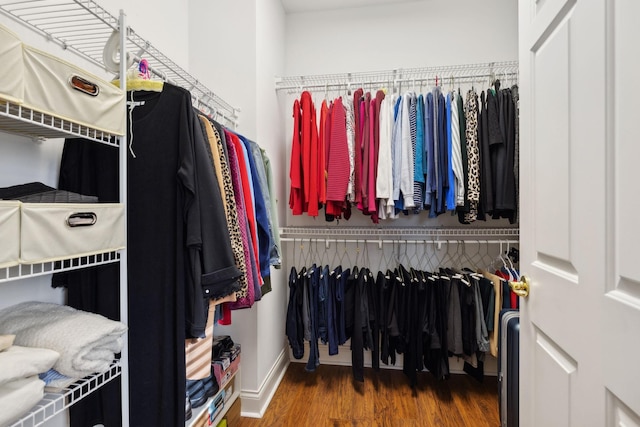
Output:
top-left (199, 116), bottom-right (249, 300)
top-left (464, 90), bottom-right (480, 223)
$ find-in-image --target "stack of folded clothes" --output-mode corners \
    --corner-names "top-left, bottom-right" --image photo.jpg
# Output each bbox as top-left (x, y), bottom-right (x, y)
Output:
top-left (0, 182), bottom-right (98, 203)
top-left (0, 334), bottom-right (60, 426)
top-left (0, 302), bottom-right (127, 380)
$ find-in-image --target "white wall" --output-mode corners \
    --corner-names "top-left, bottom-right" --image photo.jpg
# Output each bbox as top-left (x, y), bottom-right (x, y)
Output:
top-left (188, 1), bottom-right (258, 140)
top-left (255, 0), bottom-right (288, 413)
top-left (99, 0), bottom-right (190, 69)
top-left (285, 0), bottom-right (518, 75)
top-left (189, 0), bottom-right (288, 417)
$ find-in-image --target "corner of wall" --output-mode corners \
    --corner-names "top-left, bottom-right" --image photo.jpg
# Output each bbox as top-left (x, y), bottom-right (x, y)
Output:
top-left (239, 346), bottom-right (290, 418)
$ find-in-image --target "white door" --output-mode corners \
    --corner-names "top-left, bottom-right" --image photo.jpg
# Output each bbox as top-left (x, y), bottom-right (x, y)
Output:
top-left (519, 0), bottom-right (640, 426)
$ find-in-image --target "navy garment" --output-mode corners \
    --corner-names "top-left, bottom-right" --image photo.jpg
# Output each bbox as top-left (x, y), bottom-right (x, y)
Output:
top-left (327, 267), bottom-right (339, 356)
top-left (436, 92), bottom-right (448, 215)
top-left (305, 266), bottom-right (321, 372)
top-left (336, 267), bottom-right (349, 345)
top-left (368, 271), bottom-right (381, 370)
top-left (237, 134), bottom-right (272, 287)
top-left (361, 269), bottom-right (374, 353)
top-left (351, 268), bottom-right (366, 382)
top-left (318, 266), bottom-right (329, 344)
top-left (286, 267), bottom-right (304, 359)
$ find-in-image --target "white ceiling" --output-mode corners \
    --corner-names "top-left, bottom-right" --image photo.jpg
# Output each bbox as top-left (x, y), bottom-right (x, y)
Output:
top-left (281, 0), bottom-right (423, 14)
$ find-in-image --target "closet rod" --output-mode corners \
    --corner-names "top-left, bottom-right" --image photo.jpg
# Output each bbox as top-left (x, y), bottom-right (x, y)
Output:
top-left (281, 237), bottom-right (519, 250)
top-left (126, 55), bottom-right (238, 127)
top-left (275, 60), bottom-right (519, 92)
top-left (280, 226), bottom-right (520, 238)
top-left (275, 72), bottom-right (519, 92)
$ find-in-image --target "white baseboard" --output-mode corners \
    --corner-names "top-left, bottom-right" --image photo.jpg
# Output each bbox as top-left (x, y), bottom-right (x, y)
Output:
top-left (239, 348), bottom-right (290, 418)
top-left (289, 341), bottom-right (498, 376)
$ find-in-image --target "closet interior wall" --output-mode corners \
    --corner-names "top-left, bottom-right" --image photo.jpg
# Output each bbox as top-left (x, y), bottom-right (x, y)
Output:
top-left (187, 0), bottom-right (290, 417)
top-left (278, 0), bottom-right (520, 377)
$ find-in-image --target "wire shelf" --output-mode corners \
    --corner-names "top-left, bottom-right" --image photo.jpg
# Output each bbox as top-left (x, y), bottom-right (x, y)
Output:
top-left (0, 251), bottom-right (121, 284)
top-left (8, 360), bottom-right (121, 427)
top-left (0, 99), bottom-right (119, 145)
top-left (0, 0), bottom-right (239, 128)
top-left (275, 60), bottom-right (519, 92)
top-left (280, 226), bottom-right (520, 239)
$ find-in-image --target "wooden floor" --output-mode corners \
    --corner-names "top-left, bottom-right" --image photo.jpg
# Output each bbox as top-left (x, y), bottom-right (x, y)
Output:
top-left (232, 362), bottom-right (500, 427)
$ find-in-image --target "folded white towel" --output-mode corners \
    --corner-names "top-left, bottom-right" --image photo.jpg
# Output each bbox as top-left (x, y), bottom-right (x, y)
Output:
top-left (0, 302), bottom-right (127, 378)
top-left (0, 346), bottom-right (59, 386)
top-left (0, 376), bottom-right (45, 427)
top-left (0, 335), bottom-right (14, 352)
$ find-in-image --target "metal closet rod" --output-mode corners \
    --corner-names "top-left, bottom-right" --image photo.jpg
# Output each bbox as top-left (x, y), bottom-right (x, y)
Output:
top-left (275, 60), bottom-right (519, 91)
top-left (126, 57), bottom-right (238, 128)
top-left (276, 72), bottom-right (519, 92)
top-left (279, 226), bottom-right (520, 237)
top-left (281, 237), bottom-right (519, 250)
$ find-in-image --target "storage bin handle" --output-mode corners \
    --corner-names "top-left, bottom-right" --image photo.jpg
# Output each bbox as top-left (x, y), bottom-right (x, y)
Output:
top-left (66, 212), bottom-right (97, 227)
top-left (69, 75), bottom-right (100, 96)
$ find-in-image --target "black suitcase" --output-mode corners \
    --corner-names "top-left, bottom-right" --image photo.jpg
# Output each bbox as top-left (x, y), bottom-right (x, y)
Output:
top-left (498, 309), bottom-right (520, 427)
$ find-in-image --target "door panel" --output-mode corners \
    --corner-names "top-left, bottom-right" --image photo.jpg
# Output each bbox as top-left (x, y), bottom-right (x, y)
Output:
top-left (607, 391), bottom-right (640, 427)
top-left (604, 0), bottom-right (640, 421)
top-left (532, 20), bottom-right (571, 264)
top-left (528, 0), bottom-right (576, 52)
top-left (614, 0), bottom-right (640, 294)
top-left (519, 0), bottom-right (640, 425)
top-left (533, 328), bottom-right (577, 427)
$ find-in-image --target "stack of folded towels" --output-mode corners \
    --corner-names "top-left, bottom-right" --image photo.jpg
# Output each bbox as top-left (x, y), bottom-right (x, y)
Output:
top-left (0, 302), bottom-right (127, 426)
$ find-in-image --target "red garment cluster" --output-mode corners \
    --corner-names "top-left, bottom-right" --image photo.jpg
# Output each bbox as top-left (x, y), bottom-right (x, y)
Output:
top-left (289, 90), bottom-right (386, 222)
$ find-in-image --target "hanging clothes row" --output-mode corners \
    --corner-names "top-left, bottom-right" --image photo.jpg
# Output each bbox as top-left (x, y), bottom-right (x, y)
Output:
top-left (53, 80), bottom-right (281, 426)
top-left (285, 242), bottom-right (520, 387)
top-left (289, 80), bottom-right (519, 224)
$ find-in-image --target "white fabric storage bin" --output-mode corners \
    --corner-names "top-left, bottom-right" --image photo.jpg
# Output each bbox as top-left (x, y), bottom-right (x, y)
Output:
top-left (20, 203), bottom-right (125, 263)
top-left (22, 45), bottom-right (125, 135)
top-left (0, 24), bottom-right (24, 104)
top-left (0, 201), bottom-right (21, 268)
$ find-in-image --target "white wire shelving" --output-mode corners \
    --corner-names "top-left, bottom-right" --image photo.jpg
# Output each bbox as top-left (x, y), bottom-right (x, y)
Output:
top-left (280, 226), bottom-right (520, 239)
top-left (8, 360), bottom-right (121, 427)
top-left (0, 251), bottom-right (121, 284)
top-left (275, 60), bottom-right (519, 93)
top-left (0, 0), bottom-right (239, 129)
top-left (0, 100), bottom-right (119, 145)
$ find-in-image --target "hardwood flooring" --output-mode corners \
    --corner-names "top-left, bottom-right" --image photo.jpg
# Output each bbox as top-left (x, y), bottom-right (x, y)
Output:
top-left (232, 362), bottom-right (500, 427)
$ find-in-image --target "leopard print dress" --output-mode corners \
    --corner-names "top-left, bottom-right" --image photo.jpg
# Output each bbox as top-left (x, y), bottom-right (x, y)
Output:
top-left (464, 90), bottom-right (480, 223)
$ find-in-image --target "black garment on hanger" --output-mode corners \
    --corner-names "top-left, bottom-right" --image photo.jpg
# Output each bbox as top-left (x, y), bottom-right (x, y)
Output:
top-left (57, 83), bottom-right (241, 427)
top-left (379, 270), bottom-right (392, 365)
top-left (477, 90), bottom-right (494, 220)
top-left (345, 267), bottom-right (365, 382)
top-left (53, 137), bottom-right (121, 427)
